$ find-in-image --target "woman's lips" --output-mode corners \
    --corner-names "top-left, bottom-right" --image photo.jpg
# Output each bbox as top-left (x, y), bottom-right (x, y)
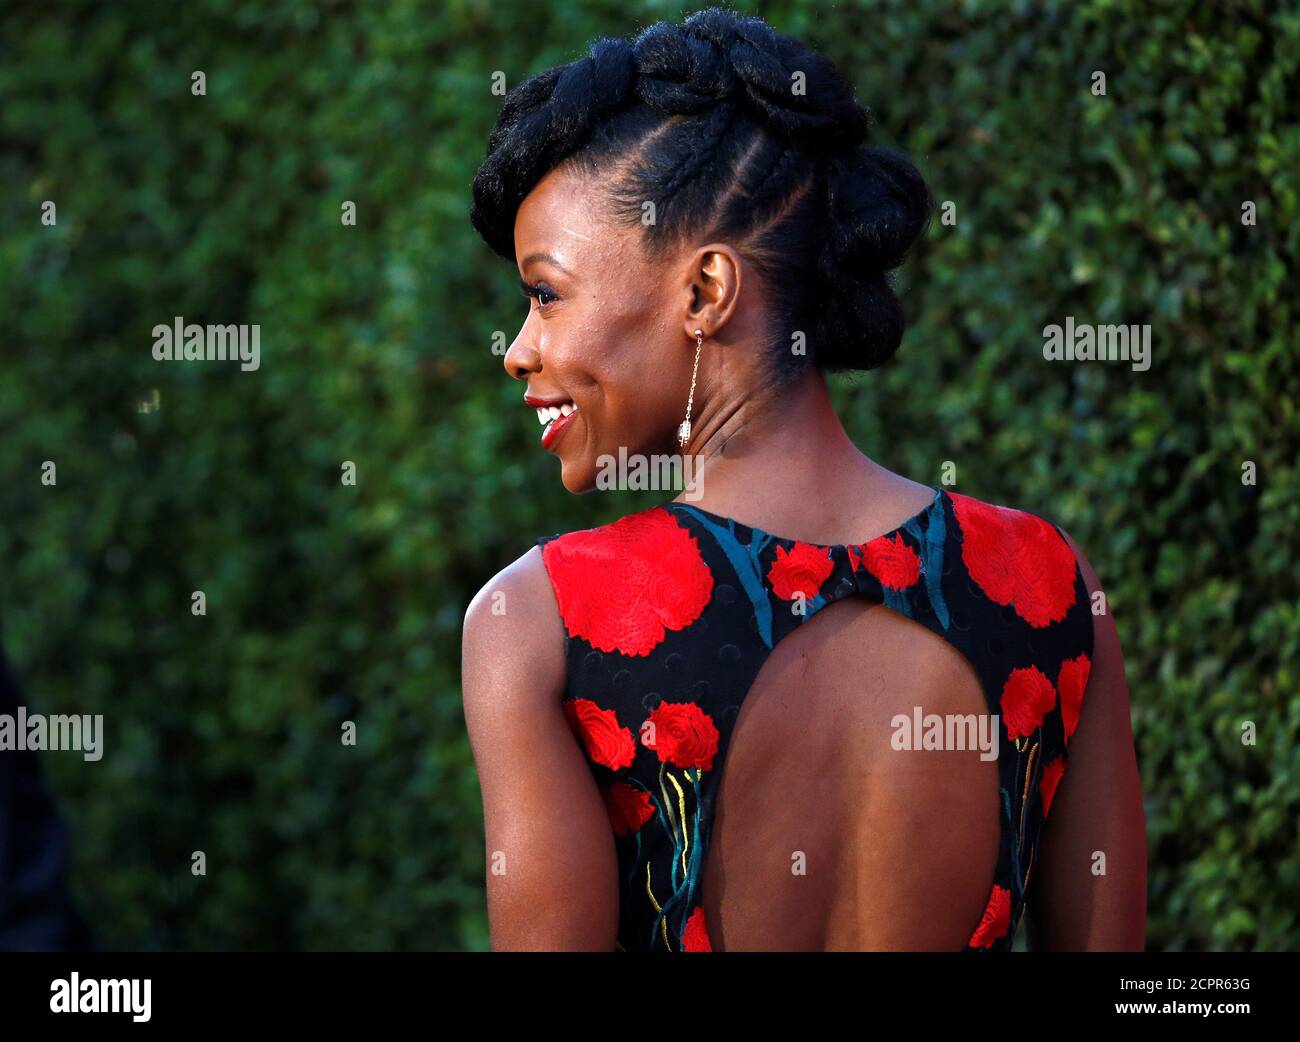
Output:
top-left (539, 403), bottom-right (578, 451)
top-left (524, 393), bottom-right (579, 453)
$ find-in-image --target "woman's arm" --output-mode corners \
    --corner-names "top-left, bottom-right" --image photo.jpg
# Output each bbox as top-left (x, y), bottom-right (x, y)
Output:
top-left (461, 545), bottom-right (620, 950)
top-left (1025, 531), bottom-right (1148, 950)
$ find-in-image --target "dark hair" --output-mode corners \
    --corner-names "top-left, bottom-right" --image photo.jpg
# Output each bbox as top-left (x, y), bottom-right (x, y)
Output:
top-left (470, 7), bottom-right (932, 383)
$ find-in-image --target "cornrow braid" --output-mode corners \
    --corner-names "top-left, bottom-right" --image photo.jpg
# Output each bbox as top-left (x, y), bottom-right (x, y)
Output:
top-left (735, 137), bottom-right (810, 227)
top-left (656, 103), bottom-right (740, 206)
top-left (470, 6), bottom-right (931, 380)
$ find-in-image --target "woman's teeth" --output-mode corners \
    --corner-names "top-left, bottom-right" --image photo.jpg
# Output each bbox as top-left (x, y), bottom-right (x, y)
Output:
top-left (536, 403), bottom-right (577, 424)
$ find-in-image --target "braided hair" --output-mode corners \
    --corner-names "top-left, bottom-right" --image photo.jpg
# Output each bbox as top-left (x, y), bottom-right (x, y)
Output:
top-left (470, 7), bottom-right (932, 381)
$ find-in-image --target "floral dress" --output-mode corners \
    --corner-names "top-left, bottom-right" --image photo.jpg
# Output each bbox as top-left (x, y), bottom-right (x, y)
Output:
top-left (535, 485), bottom-right (1094, 952)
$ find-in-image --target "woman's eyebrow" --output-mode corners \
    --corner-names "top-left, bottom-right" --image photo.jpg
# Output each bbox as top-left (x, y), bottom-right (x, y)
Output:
top-left (519, 252), bottom-right (573, 276)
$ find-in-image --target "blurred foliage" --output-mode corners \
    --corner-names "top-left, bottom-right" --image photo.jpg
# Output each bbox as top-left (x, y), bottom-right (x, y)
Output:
top-left (0, 0), bottom-right (1296, 950)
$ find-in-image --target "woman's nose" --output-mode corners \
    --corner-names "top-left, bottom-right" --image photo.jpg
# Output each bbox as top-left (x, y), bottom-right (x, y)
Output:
top-left (503, 331), bottom-right (541, 381)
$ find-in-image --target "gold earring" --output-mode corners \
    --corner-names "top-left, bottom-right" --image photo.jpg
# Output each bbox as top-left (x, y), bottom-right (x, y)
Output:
top-left (678, 329), bottom-right (703, 448)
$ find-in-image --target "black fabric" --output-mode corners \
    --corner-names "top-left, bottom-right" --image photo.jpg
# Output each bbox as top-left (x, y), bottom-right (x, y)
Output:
top-left (536, 486), bottom-right (1094, 951)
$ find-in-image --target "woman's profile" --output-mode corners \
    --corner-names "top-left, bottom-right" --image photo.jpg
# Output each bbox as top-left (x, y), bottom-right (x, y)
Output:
top-left (461, 7), bottom-right (1146, 952)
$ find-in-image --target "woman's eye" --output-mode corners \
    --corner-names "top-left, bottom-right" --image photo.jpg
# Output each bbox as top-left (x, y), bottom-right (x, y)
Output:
top-left (519, 280), bottom-right (559, 309)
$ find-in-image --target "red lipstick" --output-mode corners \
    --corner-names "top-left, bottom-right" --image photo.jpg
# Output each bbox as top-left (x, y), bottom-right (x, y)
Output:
top-left (525, 392), bottom-right (580, 453)
top-left (540, 408), bottom-right (578, 451)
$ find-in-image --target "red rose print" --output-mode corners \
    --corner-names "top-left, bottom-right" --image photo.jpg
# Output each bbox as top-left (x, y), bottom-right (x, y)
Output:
top-left (1057, 653), bottom-right (1091, 744)
top-left (767, 541), bottom-right (834, 600)
top-left (949, 492), bottom-right (1077, 628)
top-left (1040, 757), bottom-right (1066, 818)
top-left (859, 532), bottom-right (922, 591)
top-left (541, 507), bottom-right (714, 657)
top-left (642, 702), bottom-right (720, 771)
top-left (563, 698), bottom-right (636, 771)
top-left (603, 781), bottom-right (655, 837)
top-left (682, 905), bottom-right (712, 951)
top-left (846, 544), bottom-right (862, 572)
top-left (1000, 665), bottom-right (1057, 740)
top-left (968, 884), bottom-right (1012, 948)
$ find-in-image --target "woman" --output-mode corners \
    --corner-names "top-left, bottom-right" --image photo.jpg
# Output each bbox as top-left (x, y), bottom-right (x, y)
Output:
top-left (461, 8), bottom-right (1146, 952)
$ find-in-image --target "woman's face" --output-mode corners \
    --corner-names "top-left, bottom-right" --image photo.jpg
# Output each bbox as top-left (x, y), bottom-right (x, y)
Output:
top-left (505, 162), bottom-right (709, 494)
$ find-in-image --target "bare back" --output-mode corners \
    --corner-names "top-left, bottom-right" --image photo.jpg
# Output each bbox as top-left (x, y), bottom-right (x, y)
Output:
top-left (703, 599), bottom-right (998, 949)
top-left (503, 484), bottom-right (1102, 951)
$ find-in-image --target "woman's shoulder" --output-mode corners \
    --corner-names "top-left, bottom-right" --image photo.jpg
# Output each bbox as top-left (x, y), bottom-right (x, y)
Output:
top-left (942, 486), bottom-right (1096, 595)
top-left (940, 488), bottom-right (1103, 714)
top-left (465, 503), bottom-right (677, 649)
top-left (943, 486), bottom-right (1077, 541)
top-left (531, 503), bottom-right (711, 655)
top-left (463, 501), bottom-right (683, 646)
top-left (461, 541), bottom-right (565, 694)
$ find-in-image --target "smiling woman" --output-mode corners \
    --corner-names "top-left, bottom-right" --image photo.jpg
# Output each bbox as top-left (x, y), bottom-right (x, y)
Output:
top-left (460, 7), bottom-right (1146, 953)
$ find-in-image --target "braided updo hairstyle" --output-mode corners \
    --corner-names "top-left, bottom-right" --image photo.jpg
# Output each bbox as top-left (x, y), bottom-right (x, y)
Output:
top-left (470, 7), bottom-right (932, 383)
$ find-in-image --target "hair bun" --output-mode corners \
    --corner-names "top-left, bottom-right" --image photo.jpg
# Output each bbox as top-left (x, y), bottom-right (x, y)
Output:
top-left (811, 145), bottom-right (933, 372)
top-left (823, 145), bottom-right (932, 272)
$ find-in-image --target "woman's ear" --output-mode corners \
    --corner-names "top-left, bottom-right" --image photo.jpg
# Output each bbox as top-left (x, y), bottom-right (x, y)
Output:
top-left (683, 243), bottom-right (743, 338)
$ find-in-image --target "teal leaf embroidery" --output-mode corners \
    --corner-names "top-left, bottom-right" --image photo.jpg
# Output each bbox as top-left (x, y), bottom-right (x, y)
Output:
top-left (675, 507), bottom-right (775, 648)
top-left (903, 490), bottom-right (950, 630)
top-left (880, 584), bottom-right (912, 617)
top-left (648, 773), bottom-right (704, 951)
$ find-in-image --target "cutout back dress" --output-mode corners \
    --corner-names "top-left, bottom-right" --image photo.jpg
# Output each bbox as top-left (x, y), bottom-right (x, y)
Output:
top-left (535, 485), bottom-right (1094, 952)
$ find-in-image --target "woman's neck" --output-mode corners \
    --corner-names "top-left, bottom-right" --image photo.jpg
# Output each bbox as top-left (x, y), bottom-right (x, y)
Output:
top-left (672, 366), bottom-right (926, 544)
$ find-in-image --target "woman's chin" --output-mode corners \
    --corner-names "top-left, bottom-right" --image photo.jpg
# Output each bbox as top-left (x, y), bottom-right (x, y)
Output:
top-left (558, 455), bottom-right (597, 495)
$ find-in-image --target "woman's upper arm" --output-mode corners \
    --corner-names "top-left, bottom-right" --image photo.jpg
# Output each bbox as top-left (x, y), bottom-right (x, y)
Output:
top-left (461, 545), bottom-right (619, 951)
top-left (1027, 530), bottom-right (1148, 950)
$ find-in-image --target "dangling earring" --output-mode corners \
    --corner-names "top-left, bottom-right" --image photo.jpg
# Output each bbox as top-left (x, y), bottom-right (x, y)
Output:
top-left (678, 328), bottom-right (703, 449)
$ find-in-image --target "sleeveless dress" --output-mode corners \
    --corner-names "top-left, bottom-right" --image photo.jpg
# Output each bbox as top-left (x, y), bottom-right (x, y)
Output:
top-left (534, 485), bottom-right (1094, 952)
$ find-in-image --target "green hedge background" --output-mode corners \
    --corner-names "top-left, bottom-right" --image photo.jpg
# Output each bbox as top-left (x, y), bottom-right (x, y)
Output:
top-left (1, 0), bottom-right (1296, 950)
